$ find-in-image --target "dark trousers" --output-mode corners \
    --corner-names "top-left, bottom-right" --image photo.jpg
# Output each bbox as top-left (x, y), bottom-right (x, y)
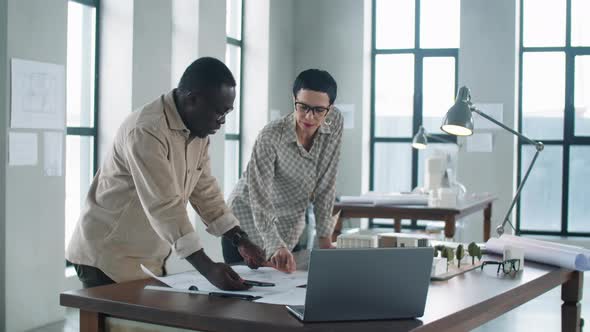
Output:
top-left (68, 261), bottom-right (115, 288)
top-left (221, 237), bottom-right (301, 264)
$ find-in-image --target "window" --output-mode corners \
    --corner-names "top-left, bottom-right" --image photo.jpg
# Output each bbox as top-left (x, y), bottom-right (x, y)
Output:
top-left (65, 0), bottom-right (99, 250)
top-left (518, 0), bottom-right (590, 235)
top-left (224, 0), bottom-right (243, 198)
top-left (371, 0), bottom-right (459, 228)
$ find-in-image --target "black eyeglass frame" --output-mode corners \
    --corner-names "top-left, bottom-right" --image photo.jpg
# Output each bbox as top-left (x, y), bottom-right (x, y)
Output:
top-left (294, 101), bottom-right (331, 117)
top-left (480, 258), bottom-right (521, 274)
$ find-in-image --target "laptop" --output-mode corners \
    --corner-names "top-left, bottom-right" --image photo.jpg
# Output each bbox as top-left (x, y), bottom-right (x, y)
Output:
top-left (286, 247), bottom-right (434, 322)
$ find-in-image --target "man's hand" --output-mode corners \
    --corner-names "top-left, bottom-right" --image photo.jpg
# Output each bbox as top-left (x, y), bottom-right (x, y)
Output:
top-left (318, 236), bottom-right (336, 249)
top-left (202, 262), bottom-right (251, 291)
top-left (270, 247), bottom-right (296, 273)
top-left (237, 238), bottom-right (266, 269)
top-left (186, 249), bottom-right (250, 291)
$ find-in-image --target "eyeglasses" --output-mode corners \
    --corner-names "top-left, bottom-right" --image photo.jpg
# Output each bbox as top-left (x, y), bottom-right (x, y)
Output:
top-left (177, 88), bottom-right (232, 121)
top-left (214, 108), bottom-right (231, 121)
top-left (481, 258), bottom-right (521, 274)
top-left (294, 102), bottom-right (330, 117)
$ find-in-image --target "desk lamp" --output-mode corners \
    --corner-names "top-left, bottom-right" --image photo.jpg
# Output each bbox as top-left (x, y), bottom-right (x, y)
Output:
top-left (440, 86), bottom-right (544, 236)
top-left (412, 125), bottom-right (461, 150)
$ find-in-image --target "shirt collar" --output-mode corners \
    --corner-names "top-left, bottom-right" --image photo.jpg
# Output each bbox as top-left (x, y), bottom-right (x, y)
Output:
top-left (162, 90), bottom-right (190, 133)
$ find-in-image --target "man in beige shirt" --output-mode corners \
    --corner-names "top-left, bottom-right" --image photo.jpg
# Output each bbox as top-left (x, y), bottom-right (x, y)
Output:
top-left (66, 57), bottom-right (265, 290)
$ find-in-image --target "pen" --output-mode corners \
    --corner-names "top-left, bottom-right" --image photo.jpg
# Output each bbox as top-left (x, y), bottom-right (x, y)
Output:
top-left (208, 292), bottom-right (261, 301)
top-left (243, 279), bottom-right (275, 287)
top-left (188, 285), bottom-right (260, 301)
top-left (144, 285), bottom-right (260, 301)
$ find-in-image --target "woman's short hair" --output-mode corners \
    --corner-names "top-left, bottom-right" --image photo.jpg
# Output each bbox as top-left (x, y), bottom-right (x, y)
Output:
top-left (292, 69), bottom-right (337, 104)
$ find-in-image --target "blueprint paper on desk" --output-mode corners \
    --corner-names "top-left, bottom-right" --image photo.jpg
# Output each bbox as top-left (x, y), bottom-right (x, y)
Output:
top-left (141, 264), bottom-right (308, 305)
top-left (486, 235), bottom-right (590, 271)
top-left (339, 192), bottom-right (428, 206)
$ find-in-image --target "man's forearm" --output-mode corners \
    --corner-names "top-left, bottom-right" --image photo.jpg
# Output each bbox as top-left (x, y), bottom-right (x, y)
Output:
top-left (222, 225), bottom-right (244, 239)
top-left (186, 249), bottom-right (214, 275)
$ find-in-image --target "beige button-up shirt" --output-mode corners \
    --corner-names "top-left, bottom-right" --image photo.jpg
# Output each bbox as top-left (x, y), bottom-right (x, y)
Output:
top-left (228, 110), bottom-right (343, 258)
top-left (66, 91), bottom-right (238, 282)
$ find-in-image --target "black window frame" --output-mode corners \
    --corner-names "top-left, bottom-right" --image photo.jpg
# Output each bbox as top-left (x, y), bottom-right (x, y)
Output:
top-left (370, 0), bottom-right (458, 230)
top-left (517, 0), bottom-right (590, 236)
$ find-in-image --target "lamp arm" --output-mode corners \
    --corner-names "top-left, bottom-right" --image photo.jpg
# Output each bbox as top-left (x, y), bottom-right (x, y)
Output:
top-left (426, 134), bottom-right (462, 147)
top-left (471, 108), bottom-right (542, 148)
top-left (496, 147), bottom-right (542, 236)
top-left (476, 105), bottom-right (546, 236)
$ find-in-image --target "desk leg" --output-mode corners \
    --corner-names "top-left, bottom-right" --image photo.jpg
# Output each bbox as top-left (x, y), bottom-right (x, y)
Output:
top-left (444, 217), bottom-right (455, 240)
top-left (80, 310), bottom-right (105, 332)
top-left (562, 271), bottom-right (583, 332)
top-left (394, 219), bottom-right (401, 233)
top-left (483, 203), bottom-right (492, 241)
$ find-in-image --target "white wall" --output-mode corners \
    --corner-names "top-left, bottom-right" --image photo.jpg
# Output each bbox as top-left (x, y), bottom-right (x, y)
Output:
top-left (457, 0), bottom-right (519, 242)
top-left (4, 1), bottom-right (68, 330)
top-left (98, 0), bottom-right (134, 163)
top-left (171, 0), bottom-right (199, 89)
top-left (132, 0), bottom-right (172, 110)
top-left (293, 0), bottom-right (367, 197)
top-left (241, 0), bottom-right (296, 168)
top-left (0, 0), bottom-right (7, 329)
top-left (242, 0), bottom-right (271, 170)
top-left (268, 0), bottom-right (295, 119)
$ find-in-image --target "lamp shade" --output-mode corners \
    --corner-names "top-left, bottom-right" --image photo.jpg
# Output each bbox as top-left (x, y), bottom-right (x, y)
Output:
top-left (412, 126), bottom-right (428, 149)
top-left (441, 86), bottom-right (474, 136)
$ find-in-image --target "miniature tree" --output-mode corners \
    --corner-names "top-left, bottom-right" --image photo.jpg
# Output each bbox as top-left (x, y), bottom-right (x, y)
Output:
top-left (467, 242), bottom-right (479, 265)
top-left (456, 244), bottom-right (465, 268)
top-left (433, 248), bottom-right (439, 257)
top-left (443, 247), bottom-right (454, 271)
top-left (476, 247), bottom-right (483, 262)
top-left (439, 246), bottom-right (447, 258)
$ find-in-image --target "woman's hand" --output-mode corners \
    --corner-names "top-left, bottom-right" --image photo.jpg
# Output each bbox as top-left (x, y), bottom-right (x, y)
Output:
top-left (270, 247), bottom-right (296, 273)
top-left (319, 236), bottom-right (336, 249)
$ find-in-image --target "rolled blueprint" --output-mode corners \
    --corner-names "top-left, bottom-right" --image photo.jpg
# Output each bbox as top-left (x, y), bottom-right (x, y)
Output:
top-left (486, 235), bottom-right (590, 271)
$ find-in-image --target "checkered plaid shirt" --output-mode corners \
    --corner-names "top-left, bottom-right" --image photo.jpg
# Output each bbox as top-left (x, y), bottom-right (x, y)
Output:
top-left (228, 109), bottom-right (343, 258)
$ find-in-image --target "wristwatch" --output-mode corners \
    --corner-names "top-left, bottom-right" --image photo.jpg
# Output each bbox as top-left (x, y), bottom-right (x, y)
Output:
top-left (231, 229), bottom-right (249, 247)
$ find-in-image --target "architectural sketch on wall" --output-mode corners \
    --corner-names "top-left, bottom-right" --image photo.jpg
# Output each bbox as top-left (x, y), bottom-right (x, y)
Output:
top-left (10, 58), bottom-right (66, 130)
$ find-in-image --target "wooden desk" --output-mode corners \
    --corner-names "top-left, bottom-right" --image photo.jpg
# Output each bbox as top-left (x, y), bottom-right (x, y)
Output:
top-left (61, 255), bottom-right (582, 332)
top-left (332, 194), bottom-right (496, 242)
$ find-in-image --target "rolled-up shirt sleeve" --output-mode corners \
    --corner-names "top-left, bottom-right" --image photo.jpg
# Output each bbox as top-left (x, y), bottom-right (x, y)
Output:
top-left (247, 134), bottom-right (286, 258)
top-left (189, 138), bottom-right (239, 237)
top-left (313, 111), bottom-right (344, 238)
top-left (125, 128), bottom-right (201, 259)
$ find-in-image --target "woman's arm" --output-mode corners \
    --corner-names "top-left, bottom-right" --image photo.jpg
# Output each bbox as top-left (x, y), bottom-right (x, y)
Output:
top-left (312, 111), bottom-right (344, 248)
top-left (246, 133), bottom-right (287, 258)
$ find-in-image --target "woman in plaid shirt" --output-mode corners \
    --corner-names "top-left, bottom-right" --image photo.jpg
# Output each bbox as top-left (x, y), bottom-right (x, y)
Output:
top-left (224, 69), bottom-right (343, 273)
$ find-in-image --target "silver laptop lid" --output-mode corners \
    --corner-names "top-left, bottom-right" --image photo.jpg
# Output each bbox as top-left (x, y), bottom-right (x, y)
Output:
top-left (303, 247), bottom-right (433, 322)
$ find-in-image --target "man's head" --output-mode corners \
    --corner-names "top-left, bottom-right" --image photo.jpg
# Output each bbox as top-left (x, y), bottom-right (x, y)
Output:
top-left (175, 57), bottom-right (236, 138)
top-left (292, 69), bottom-right (337, 135)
